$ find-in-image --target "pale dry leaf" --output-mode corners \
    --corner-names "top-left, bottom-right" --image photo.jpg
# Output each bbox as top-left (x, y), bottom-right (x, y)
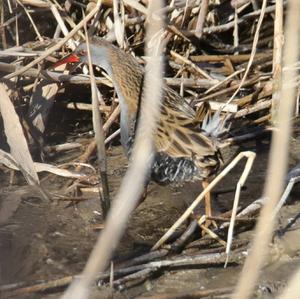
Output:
top-left (113, 0), bottom-right (125, 47)
top-left (0, 83), bottom-right (39, 185)
top-left (0, 149), bottom-right (85, 179)
top-left (34, 162), bottom-right (86, 178)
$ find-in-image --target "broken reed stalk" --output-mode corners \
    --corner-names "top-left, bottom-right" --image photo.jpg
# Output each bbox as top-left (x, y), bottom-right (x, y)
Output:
top-left (50, 3), bottom-right (76, 50)
top-left (76, 105), bottom-right (120, 170)
top-left (152, 151), bottom-right (255, 251)
top-left (232, 1), bottom-right (300, 299)
top-left (271, 0), bottom-right (284, 123)
top-left (195, 0), bottom-right (209, 38)
top-left (61, 2), bottom-right (164, 299)
top-left (84, 24), bottom-right (110, 217)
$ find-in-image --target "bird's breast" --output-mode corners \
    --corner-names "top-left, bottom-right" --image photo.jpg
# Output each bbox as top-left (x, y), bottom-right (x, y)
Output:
top-left (118, 93), bottom-right (137, 157)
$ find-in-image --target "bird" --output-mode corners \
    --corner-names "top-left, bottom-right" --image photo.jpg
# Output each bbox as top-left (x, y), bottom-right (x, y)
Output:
top-left (54, 37), bottom-right (226, 219)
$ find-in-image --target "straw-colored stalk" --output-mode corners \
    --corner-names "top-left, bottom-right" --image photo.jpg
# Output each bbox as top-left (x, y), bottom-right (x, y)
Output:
top-left (271, 0), bottom-right (284, 123)
top-left (84, 24), bottom-right (110, 217)
top-left (232, 1), bottom-right (300, 298)
top-left (195, 0), bottom-right (208, 38)
top-left (61, 1), bottom-right (164, 298)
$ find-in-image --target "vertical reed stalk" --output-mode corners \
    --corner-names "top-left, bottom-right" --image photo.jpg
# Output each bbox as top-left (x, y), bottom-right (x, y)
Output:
top-left (232, 1), bottom-right (300, 298)
top-left (271, 0), bottom-right (284, 123)
top-left (61, 1), bottom-right (164, 298)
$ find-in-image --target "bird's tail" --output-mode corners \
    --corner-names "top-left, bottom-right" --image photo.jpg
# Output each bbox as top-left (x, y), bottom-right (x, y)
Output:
top-left (195, 102), bottom-right (231, 138)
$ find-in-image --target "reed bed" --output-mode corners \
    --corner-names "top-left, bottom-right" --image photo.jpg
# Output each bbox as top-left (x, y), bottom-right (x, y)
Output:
top-left (0, 0), bottom-right (300, 299)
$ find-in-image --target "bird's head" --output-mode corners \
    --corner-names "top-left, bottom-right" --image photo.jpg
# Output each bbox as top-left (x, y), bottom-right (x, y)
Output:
top-left (53, 40), bottom-right (111, 71)
top-left (53, 43), bottom-right (88, 68)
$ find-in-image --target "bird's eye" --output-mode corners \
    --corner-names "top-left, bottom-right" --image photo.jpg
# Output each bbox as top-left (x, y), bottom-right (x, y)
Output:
top-left (78, 50), bottom-right (87, 56)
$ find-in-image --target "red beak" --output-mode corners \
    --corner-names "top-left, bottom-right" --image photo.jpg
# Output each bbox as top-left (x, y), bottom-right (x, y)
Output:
top-left (52, 54), bottom-right (80, 68)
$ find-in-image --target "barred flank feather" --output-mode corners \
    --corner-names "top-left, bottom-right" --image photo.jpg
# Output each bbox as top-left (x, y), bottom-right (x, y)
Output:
top-left (201, 108), bottom-right (231, 138)
top-left (69, 38), bottom-right (225, 184)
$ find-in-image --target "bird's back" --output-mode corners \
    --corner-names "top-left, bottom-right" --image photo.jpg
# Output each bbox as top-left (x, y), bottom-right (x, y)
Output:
top-left (88, 38), bottom-right (222, 183)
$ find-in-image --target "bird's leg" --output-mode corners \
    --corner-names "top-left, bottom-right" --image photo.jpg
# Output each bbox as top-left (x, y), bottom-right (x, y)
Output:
top-left (202, 180), bottom-right (218, 231)
top-left (153, 151), bottom-right (256, 251)
top-left (203, 180), bottom-right (212, 218)
top-left (135, 185), bottom-right (148, 209)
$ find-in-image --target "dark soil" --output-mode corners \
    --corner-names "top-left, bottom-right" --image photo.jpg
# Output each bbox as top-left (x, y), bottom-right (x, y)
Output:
top-left (1, 132), bottom-right (300, 299)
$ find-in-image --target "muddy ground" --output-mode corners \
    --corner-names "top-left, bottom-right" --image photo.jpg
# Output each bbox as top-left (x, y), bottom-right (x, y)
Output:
top-left (1, 122), bottom-right (300, 298)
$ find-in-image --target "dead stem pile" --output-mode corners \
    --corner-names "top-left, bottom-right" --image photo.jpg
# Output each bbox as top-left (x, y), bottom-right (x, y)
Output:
top-left (1, 1), bottom-right (300, 299)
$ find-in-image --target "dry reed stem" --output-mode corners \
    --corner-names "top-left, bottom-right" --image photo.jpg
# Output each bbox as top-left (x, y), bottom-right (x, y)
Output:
top-left (1, 2), bottom-right (7, 49)
top-left (225, 151), bottom-right (256, 266)
top-left (275, 175), bottom-right (300, 215)
top-left (15, 2), bottom-right (20, 46)
top-left (195, 0), bottom-right (208, 38)
top-left (20, 0), bottom-right (50, 8)
top-left (231, 1), bottom-right (300, 298)
top-left (171, 50), bottom-right (212, 80)
top-left (104, 128), bottom-right (120, 143)
top-left (61, 2), bottom-right (164, 298)
top-left (233, 7), bottom-right (239, 53)
top-left (49, 3), bottom-right (76, 50)
top-left (2, 251), bottom-right (235, 297)
top-left (225, 0), bottom-right (267, 105)
top-left (199, 223), bottom-right (227, 247)
top-left (50, 4), bottom-right (69, 37)
top-left (271, 0), bottom-right (284, 123)
top-left (0, 149), bottom-right (50, 201)
top-left (76, 105), bottom-right (120, 170)
top-left (85, 23), bottom-right (110, 217)
top-left (152, 151), bottom-right (255, 250)
top-left (204, 68), bottom-right (245, 95)
top-left (51, 0), bottom-right (85, 38)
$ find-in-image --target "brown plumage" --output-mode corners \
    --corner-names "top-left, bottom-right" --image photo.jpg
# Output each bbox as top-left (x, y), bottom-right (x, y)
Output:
top-left (56, 37), bottom-right (223, 186)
